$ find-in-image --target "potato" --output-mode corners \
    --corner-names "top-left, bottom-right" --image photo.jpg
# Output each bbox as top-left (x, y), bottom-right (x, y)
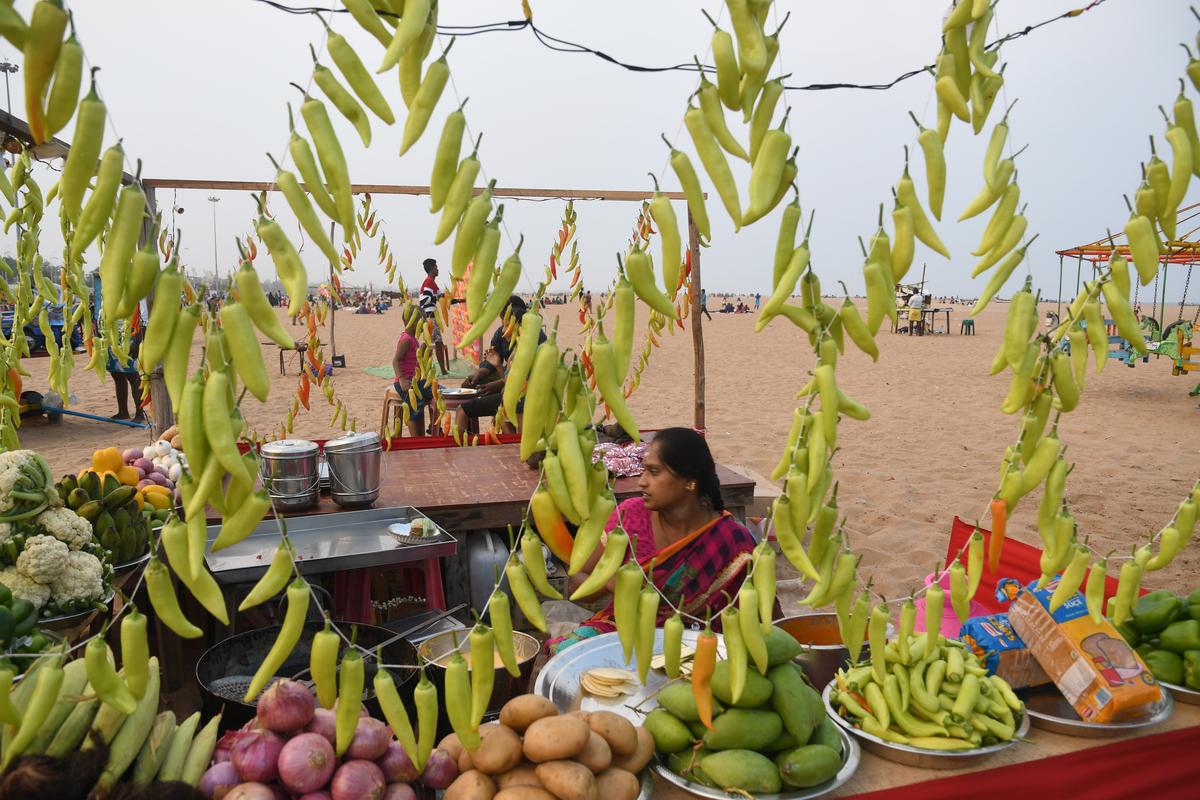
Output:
top-left (473, 725), bottom-right (524, 775)
top-left (497, 762), bottom-right (542, 790)
top-left (594, 768), bottom-right (640, 800)
top-left (500, 695), bottom-right (560, 733)
top-left (608, 727), bottom-right (653, 774)
top-left (495, 789), bottom-right (558, 800)
top-left (586, 711), bottom-right (637, 757)
top-left (564, 710), bottom-right (591, 722)
top-left (458, 746), bottom-right (475, 773)
top-left (534, 760), bottom-right (597, 800)
top-left (441, 732), bottom-right (466, 762)
top-left (522, 715), bottom-right (590, 763)
top-left (445, 769), bottom-right (498, 800)
top-left (576, 732), bottom-right (611, 774)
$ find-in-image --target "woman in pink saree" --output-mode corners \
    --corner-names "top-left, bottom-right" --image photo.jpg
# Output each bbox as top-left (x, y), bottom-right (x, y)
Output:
top-left (547, 428), bottom-right (757, 654)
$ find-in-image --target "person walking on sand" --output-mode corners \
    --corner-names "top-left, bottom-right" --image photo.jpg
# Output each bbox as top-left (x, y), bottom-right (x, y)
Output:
top-left (754, 292), bottom-right (761, 310)
top-left (700, 288), bottom-right (713, 321)
top-left (419, 258), bottom-right (453, 375)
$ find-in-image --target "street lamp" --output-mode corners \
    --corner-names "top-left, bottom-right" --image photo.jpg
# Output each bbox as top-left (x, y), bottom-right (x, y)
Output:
top-left (0, 60), bottom-right (17, 116)
top-left (207, 196), bottom-right (219, 283)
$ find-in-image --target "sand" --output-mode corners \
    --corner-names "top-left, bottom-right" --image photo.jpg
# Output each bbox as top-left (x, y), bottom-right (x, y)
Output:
top-left (14, 298), bottom-right (1200, 602)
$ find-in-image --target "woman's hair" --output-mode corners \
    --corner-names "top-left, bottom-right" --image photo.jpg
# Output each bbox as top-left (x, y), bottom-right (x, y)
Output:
top-left (652, 427), bottom-right (724, 512)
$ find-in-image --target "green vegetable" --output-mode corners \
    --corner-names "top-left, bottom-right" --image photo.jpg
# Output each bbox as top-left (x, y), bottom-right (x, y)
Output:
top-left (1132, 590), bottom-right (1183, 635)
top-left (1144, 649), bottom-right (1184, 685)
top-left (1184, 650), bottom-right (1200, 691)
top-left (1116, 621), bottom-right (1141, 648)
top-left (95, 657), bottom-right (161, 794)
top-left (1160, 619), bottom-right (1200, 654)
top-left (1188, 589), bottom-right (1200, 622)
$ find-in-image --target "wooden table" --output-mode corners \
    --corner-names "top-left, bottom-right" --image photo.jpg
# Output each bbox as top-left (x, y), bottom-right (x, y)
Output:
top-left (891, 307), bottom-right (954, 335)
top-left (287, 443), bottom-right (756, 529)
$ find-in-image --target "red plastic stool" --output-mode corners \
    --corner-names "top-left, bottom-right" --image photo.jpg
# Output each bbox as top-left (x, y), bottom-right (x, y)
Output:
top-left (332, 559), bottom-right (447, 624)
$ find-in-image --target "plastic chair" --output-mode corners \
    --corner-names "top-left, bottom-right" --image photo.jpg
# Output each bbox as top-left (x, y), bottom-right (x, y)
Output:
top-left (960, 319), bottom-right (975, 335)
top-left (380, 386), bottom-right (404, 435)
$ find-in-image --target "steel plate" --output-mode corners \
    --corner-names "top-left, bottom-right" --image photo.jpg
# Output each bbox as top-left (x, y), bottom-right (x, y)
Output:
top-left (40, 591), bottom-right (114, 630)
top-left (823, 682), bottom-right (1028, 768)
top-left (440, 387), bottom-right (478, 398)
top-left (113, 550), bottom-right (151, 574)
top-left (1017, 683), bottom-right (1174, 737)
top-left (653, 726), bottom-right (860, 800)
top-left (1160, 681), bottom-right (1200, 706)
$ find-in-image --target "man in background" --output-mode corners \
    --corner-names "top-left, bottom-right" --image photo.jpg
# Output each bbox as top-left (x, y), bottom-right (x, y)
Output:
top-left (419, 258), bottom-right (451, 375)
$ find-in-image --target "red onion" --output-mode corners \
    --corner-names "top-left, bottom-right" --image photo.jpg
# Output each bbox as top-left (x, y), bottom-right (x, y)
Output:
top-left (256, 679), bottom-right (316, 733)
top-left (297, 794), bottom-right (333, 800)
top-left (330, 760), bottom-right (386, 800)
top-left (224, 784), bottom-right (276, 800)
top-left (232, 729), bottom-right (285, 783)
top-left (346, 717), bottom-right (390, 761)
top-left (376, 742), bottom-right (419, 784)
top-left (214, 730), bottom-right (253, 764)
top-left (278, 732), bottom-right (336, 795)
top-left (198, 761), bottom-right (241, 799)
top-left (418, 748), bottom-right (458, 790)
top-left (305, 707), bottom-right (337, 746)
top-left (382, 785), bottom-right (417, 800)
top-left (241, 717), bottom-right (263, 732)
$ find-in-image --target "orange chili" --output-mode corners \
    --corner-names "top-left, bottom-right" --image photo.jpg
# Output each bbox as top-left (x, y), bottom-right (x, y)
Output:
top-left (988, 497), bottom-right (1008, 573)
top-left (693, 616), bottom-right (718, 731)
top-left (549, 253), bottom-right (558, 279)
top-left (298, 373), bottom-right (311, 410)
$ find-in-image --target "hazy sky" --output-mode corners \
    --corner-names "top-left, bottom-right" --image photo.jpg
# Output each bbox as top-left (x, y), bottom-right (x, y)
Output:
top-left (3, 0), bottom-right (1198, 305)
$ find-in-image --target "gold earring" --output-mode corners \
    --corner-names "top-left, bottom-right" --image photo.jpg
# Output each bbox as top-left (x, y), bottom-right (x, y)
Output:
top-left (687, 483), bottom-right (696, 491)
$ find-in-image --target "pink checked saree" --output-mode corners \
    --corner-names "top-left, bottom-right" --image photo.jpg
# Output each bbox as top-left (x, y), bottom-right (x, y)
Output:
top-left (546, 497), bottom-right (756, 655)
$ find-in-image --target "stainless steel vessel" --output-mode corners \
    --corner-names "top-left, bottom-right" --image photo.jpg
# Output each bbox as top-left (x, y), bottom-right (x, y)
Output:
top-left (259, 439), bottom-right (320, 511)
top-left (324, 431), bottom-right (383, 508)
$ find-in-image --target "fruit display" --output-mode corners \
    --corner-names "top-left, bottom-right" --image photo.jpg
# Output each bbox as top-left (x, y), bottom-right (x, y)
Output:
top-left (57, 466), bottom-right (150, 568)
top-left (0, 451), bottom-right (112, 618)
top-left (830, 632), bottom-right (1024, 751)
top-left (1118, 588), bottom-right (1200, 690)
top-left (648, 626), bottom-right (843, 794)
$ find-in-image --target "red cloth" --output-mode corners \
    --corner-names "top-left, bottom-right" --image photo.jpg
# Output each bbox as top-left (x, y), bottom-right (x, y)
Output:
top-left (947, 516), bottom-right (1145, 614)
top-left (844, 724), bottom-right (1200, 799)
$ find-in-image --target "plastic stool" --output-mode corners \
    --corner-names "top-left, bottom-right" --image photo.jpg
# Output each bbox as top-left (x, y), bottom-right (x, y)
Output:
top-left (333, 559), bottom-right (447, 624)
top-left (960, 319), bottom-right (975, 335)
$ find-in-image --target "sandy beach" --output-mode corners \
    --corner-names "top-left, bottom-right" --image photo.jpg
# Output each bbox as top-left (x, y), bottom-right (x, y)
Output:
top-left (14, 298), bottom-right (1200, 603)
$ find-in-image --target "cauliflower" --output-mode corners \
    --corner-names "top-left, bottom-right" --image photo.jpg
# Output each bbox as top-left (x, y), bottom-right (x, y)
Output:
top-left (16, 534), bottom-right (69, 584)
top-left (48, 551), bottom-right (104, 606)
top-left (0, 522), bottom-right (11, 544)
top-left (0, 451), bottom-right (36, 513)
top-left (35, 507), bottom-right (92, 550)
top-left (0, 566), bottom-right (51, 609)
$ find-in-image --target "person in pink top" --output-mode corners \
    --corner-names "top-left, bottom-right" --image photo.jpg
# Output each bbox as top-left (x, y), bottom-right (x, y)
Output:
top-left (391, 307), bottom-right (434, 436)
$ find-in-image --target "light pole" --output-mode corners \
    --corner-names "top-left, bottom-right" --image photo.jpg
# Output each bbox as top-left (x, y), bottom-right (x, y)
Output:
top-left (207, 196), bottom-right (219, 284)
top-left (0, 60), bottom-right (17, 116)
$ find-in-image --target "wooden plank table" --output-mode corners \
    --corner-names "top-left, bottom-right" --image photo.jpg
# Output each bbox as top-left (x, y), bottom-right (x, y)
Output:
top-left (290, 443), bottom-right (756, 530)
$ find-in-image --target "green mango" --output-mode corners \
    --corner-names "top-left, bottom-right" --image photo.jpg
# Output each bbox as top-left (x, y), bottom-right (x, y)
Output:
top-left (810, 715), bottom-right (843, 756)
top-left (765, 626), bottom-right (803, 666)
top-left (769, 662), bottom-right (823, 746)
top-left (700, 750), bottom-right (782, 794)
top-left (702, 708), bottom-right (782, 751)
top-left (658, 681), bottom-right (724, 722)
top-left (776, 744), bottom-right (842, 789)
top-left (667, 748), bottom-right (715, 786)
top-left (711, 660), bottom-right (774, 708)
top-left (644, 709), bottom-right (693, 754)
top-left (765, 729), bottom-right (798, 753)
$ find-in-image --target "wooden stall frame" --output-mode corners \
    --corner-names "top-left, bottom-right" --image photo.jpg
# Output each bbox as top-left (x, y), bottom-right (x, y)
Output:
top-left (140, 179), bottom-right (708, 435)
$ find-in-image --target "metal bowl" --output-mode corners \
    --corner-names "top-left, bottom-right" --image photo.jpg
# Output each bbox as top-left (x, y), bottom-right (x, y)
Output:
top-left (1161, 681), bottom-right (1200, 706)
top-left (653, 725), bottom-right (860, 800)
top-left (822, 682), bottom-right (1028, 768)
top-left (113, 549), bottom-right (151, 575)
top-left (1017, 683), bottom-right (1174, 737)
top-left (39, 591), bottom-right (114, 631)
top-left (775, 612), bottom-right (886, 690)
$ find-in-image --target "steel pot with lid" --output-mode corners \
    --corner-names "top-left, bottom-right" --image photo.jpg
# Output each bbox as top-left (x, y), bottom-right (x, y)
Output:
top-left (324, 431), bottom-right (383, 508)
top-left (260, 439), bottom-right (320, 511)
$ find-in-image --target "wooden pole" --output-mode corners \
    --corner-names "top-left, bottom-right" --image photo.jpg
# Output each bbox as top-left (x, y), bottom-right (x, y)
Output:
top-left (688, 210), bottom-right (705, 433)
top-left (328, 222), bottom-right (337, 363)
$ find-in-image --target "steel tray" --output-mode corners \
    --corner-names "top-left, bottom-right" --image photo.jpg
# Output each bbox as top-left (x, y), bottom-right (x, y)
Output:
top-left (1017, 683), bottom-right (1174, 737)
top-left (204, 506), bottom-right (457, 584)
top-left (1160, 681), bottom-right (1200, 706)
top-left (823, 682), bottom-right (1028, 768)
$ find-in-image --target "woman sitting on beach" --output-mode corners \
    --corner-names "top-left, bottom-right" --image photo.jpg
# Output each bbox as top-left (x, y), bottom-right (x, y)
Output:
top-left (546, 428), bottom-right (758, 654)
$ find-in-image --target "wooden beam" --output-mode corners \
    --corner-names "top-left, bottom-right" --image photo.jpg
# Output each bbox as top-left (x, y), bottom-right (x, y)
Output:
top-left (688, 210), bottom-right (705, 434)
top-left (141, 178), bottom-right (690, 201)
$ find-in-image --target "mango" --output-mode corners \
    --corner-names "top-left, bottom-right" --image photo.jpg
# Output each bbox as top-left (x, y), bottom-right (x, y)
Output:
top-left (687, 720), bottom-right (711, 740)
top-left (775, 744), bottom-right (841, 789)
top-left (765, 626), bottom-right (803, 666)
top-left (711, 660), bottom-right (773, 707)
top-left (700, 749), bottom-right (782, 794)
top-left (658, 681), bottom-right (724, 722)
top-left (643, 709), bottom-right (692, 754)
top-left (810, 715), bottom-right (843, 756)
top-left (769, 662), bottom-right (823, 745)
top-left (765, 729), bottom-right (798, 753)
top-left (702, 708), bottom-right (782, 751)
top-left (667, 747), bottom-right (715, 786)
